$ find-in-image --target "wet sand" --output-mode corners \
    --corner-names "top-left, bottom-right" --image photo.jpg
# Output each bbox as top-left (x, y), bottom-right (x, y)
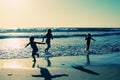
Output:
top-left (0, 56), bottom-right (120, 80)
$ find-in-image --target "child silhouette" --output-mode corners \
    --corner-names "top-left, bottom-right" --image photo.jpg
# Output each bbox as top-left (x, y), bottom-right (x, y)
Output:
top-left (85, 33), bottom-right (96, 51)
top-left (25, 36), bottom-right (45, 62)
top-left (42, 29), bottom-right (53, 53)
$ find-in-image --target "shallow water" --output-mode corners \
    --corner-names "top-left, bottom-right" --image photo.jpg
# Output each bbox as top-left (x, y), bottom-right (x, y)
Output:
top-left (0, 33), bottom-right (120, 59)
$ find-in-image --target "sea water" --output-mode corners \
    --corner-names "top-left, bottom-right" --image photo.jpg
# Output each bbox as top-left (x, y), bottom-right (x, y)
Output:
top-left (0, 28), bottom-right (120, 59)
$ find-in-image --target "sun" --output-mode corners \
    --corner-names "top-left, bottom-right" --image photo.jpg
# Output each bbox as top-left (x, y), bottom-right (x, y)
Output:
top-left (3, 0), bottom-right (23, 8)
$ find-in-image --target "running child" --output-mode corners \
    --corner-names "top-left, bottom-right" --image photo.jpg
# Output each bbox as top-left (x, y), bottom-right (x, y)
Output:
top-left (85, 33), bottom-right (96, 51)
top-left (25, 36), bottom-right (45, 62)
top-left (42, 29), bottom-right (53, 53)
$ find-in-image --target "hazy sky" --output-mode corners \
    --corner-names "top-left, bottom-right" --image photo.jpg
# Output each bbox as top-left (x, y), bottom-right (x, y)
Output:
top-left (0, 0), bottom-right (120, 29)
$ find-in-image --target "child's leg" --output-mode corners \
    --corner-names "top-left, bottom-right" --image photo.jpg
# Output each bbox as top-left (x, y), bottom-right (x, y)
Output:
top-left (35, 49), bottom-right (39, 57)
top-left (32, 52), bottom-right (36, 62)
top-left (45, 42), bottom-right (51, 52)
top-left (86, 45), bottom-right (89, 51)
top-left (36, 53), bottom-right (39, 57)
top-left (87, 43), bottom-right (90, 51)
top-left (45, 47), bottom-right (49, 52)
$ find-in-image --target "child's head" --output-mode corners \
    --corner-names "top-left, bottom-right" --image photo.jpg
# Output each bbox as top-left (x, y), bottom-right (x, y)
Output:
top-left (88, 33), bottom-right (91, 36)
top-left (47, 29), bottom-right (52, 34)
top-left (30, 36), bottom-right (34, 42)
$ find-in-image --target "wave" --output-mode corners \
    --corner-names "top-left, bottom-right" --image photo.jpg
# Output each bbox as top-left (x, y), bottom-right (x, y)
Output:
top-left (0, 28), bottom-right (120, 33)
top-left (0, 31), bottom-right (120, 39)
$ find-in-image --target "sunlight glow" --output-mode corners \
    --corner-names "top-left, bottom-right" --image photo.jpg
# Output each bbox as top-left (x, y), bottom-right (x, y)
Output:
top-left (3, 0), bottom-right (23, 8)
top-left (4, 61), bottom-right (22, 68)
top-left (4, 38), bottom-right (23, 49)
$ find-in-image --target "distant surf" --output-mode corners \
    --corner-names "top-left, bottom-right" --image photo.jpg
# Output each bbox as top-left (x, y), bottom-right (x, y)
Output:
top-left (0, 28), bottom-right (120, 39)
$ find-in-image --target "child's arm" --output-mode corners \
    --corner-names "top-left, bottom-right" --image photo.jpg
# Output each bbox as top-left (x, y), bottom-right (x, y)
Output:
top-left (42, 35), bottom-right (46, 42)
top-left (36, 42), bottom-right (45, 44)
top-left (51, 34), bottom-right (53, 40)
top-left (91, 37), bottom-right (96, 41)
top-left (42, 38), bottom-right (44, 42)
top-left (25, 43), bottom-right (30, 48)
top-left (85, 36), bottom-right (88, 40)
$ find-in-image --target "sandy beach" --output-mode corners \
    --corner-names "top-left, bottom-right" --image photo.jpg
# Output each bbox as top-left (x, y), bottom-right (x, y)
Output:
top-left (0, 66), bottom-right (120, 80)
top-left (0, 28), bottom-right (120, 80)
top-left (0, 55), bottom-right (120, 80)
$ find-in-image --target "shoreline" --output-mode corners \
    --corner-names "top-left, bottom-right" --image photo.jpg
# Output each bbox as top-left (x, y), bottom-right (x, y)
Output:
top-left (0, 55), bottom-right (120, 80)
top-left (0, 53), bottom-right (120, 68)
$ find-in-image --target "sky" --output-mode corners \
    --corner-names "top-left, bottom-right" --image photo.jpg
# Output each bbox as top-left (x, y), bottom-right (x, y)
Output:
top-left (0, 0), bottom-right (120, 29)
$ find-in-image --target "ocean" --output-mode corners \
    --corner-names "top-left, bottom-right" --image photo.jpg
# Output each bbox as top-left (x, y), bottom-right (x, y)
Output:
top-left (0, 28), bottom-right (120, 59)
